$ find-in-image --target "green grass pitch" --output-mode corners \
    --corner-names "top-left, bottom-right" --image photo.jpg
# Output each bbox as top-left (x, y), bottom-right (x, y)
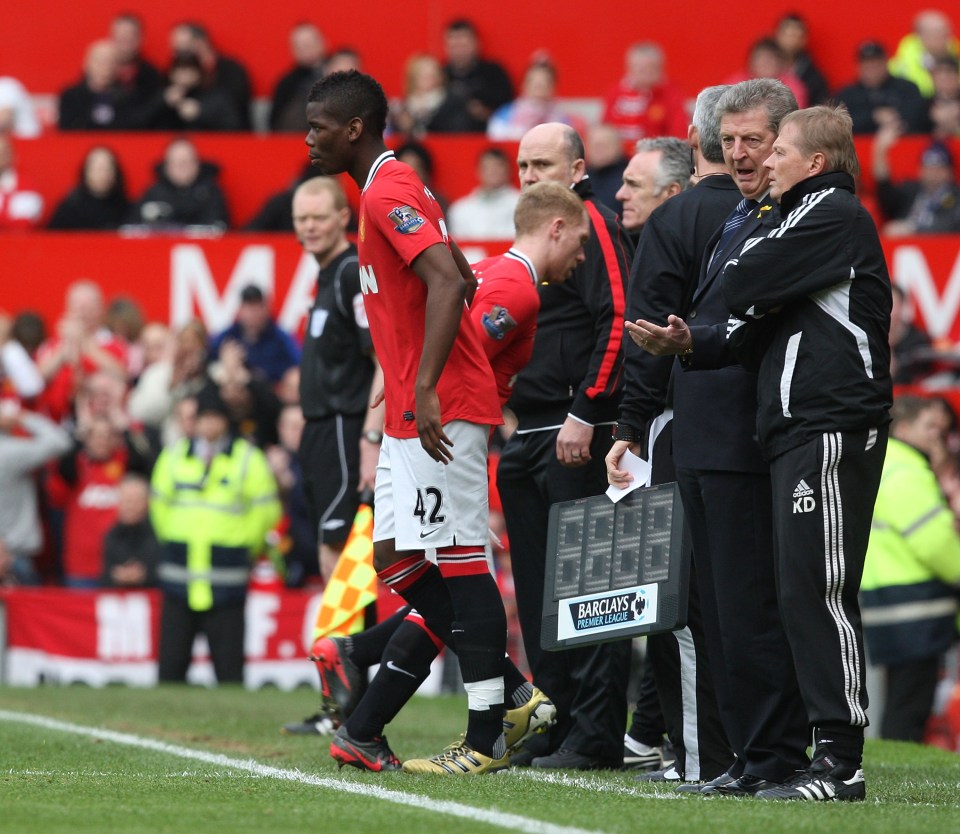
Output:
top-left (2, 685), bottom-right (959, 833)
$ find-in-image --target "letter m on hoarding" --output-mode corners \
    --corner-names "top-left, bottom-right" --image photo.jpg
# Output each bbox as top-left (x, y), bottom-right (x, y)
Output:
top-left (171, 245), bottom-right (275, 332)
top-left (892, 245), bottom-right (960, 341)
top-left (97, 594), bottom-right (152, 659)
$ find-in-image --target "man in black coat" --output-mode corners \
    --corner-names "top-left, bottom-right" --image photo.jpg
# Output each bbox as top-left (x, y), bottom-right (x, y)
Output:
top-left (58, 39), bottom-right (160, 130)
top-left (131, 138), bottom-right (229, 230)
top-left (873, 132), bottom-right (960, 235)
top-left (169, 21), bottom-right (252, 131)
top-left (269, 23), bottom-right (327, 132)
top-left (608, 85), bottom-right (743, 787)
top-left (442, 19), bottom-right (514, 131)
top-left (110, 12), bottom-right (165, 124)
top-left (612, 79), bottom-right (810, 797)
top-left (835, 41), bottom-right (929, 134)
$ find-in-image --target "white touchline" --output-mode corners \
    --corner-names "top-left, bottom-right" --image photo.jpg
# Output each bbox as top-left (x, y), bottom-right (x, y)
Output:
top-left (515, 769), bottom-right (682, 800)
top-left (0, 710), bottom-right (604, 834)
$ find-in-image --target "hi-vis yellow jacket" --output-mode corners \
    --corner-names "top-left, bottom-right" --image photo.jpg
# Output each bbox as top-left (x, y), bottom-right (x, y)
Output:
top-left (862, 437), bottom-right (960, 665)
top-left (888, 33), bottom-right (960, 98)
top-left (150, 436), bottom-right (281, 611)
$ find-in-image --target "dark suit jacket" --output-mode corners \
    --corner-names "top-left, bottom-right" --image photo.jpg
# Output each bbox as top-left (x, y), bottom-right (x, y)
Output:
top-left (672, 195), bottom-right (776, 473)
top-left (619, 174), bottom-right (741, 431)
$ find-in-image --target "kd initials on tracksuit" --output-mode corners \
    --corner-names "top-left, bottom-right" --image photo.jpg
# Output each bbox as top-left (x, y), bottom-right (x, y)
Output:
top-left (792, 479), bottom-right (816, 514)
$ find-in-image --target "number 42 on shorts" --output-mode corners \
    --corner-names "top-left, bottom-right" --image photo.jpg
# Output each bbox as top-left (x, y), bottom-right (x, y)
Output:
top-left (414, 487), bottom-right (445, 526)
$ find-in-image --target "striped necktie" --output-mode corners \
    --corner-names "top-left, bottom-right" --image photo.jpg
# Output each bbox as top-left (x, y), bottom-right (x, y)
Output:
top-left (711, 198), bottom-right (756, 267)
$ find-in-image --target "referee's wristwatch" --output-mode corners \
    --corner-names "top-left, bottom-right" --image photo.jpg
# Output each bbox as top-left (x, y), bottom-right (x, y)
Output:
top-left (362, 429), bottom-right (383, 444)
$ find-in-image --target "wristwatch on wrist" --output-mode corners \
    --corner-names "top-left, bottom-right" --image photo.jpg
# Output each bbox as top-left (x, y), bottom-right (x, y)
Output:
top-left (612, 422), bottom-right (640, 443)
top-left (362, 429), bottom-right (383, 444)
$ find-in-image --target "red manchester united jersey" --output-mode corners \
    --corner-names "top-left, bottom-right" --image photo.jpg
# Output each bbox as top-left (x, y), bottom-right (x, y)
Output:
top-left (469, 249), bottom-right (541, 407)
top-left (358, 151), bottom-right (501, 437)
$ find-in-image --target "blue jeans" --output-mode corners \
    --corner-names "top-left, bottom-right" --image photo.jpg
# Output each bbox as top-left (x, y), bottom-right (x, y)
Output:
top-left (11, 554), bottom-right (40, 586)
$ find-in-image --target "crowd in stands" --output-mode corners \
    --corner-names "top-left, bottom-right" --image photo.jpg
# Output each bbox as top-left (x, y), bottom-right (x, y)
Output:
top-left (0, 11), bottom-right (956, 234)
top-left (0, 279), bottom-right (306, 589)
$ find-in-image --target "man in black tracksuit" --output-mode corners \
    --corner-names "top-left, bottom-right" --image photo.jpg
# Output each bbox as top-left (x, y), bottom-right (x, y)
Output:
top-left (721, 105), bottom-right (892, 802)
top-left (498, 122), bottom-right (633, 769)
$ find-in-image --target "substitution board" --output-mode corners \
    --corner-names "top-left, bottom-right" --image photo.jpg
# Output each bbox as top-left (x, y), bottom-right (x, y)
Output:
top-left (541, 483), bottom-right (690, 650)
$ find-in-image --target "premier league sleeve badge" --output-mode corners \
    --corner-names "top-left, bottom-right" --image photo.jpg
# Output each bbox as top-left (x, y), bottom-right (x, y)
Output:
top-left (387, 205), bottom-right (425, 234)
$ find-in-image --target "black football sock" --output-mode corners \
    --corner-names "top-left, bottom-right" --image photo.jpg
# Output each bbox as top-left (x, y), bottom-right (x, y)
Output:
top-left (377, 555), bottom-right (455, 648)
top-left (443, 573), bottom-right (507, 756)
top-left (467, 706), bottom-right (507, 759)
top-left (345, 620), bottom-right (440, 741)
top-left (347, 606), bottom-right (411, 668)
top-left (504, 661), bottom-right (533, 708)
top-left (443, 574), bottom-right (507, 683)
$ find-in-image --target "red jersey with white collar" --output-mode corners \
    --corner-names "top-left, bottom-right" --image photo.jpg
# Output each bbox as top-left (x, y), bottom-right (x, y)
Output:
top-left (469, 249), bottom-right (541, 406)
top-left (358, 151), bottom-right (501, 438)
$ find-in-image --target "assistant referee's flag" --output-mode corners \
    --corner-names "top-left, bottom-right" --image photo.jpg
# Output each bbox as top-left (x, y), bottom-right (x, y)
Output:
top-left (312, 500), bottom-right (377, 640)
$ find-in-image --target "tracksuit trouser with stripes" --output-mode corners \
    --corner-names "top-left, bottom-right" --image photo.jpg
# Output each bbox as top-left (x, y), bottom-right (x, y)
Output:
top-left (769, 426), bottom-right (887, 754)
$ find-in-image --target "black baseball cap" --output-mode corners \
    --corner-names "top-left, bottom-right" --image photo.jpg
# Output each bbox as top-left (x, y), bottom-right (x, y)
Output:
top-left (195, 383), bottom-right (230, 418)
top-left (857, 41), bottom-right (887, 61)
top-left (239, 284), bottom-right (265, 304)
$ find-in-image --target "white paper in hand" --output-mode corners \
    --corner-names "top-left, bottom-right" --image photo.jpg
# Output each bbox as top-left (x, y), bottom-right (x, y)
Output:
top-left (605, 449), bottom-right (653, 503)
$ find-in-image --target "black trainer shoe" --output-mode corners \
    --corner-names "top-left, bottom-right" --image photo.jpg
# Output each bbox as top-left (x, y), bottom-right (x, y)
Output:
top-left (634, 764), bottom-right (704, 789)
top-left (688, 768), bottom-right (738, 794)
top-left (280, 696), bottom-right (341, 736)
top-left (712, 774), bottom-right (781, 797)
top-left (531, 747), bottom-right (601, 770)
top-left (756, 752), bottom-right (865, 802)
top-left (509, 747), bottom-right (537, 767)
top-left (635, 765), bottom-right (682, 783)
top-left (509, 731), bottom-right (552, 768)
top-left (330, 726), bottom-right (402, 772)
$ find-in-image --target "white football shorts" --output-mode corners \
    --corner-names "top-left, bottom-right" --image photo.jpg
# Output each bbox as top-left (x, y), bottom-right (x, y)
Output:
top-left (373, 420), bottom-right (490, 551)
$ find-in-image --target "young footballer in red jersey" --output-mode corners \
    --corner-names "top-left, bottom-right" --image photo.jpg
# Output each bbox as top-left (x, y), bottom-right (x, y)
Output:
top-left (469, 181), bottom-right (590, 404)
top-left (310, 181), bottom-right (589, 772)
top-left (305, 70), bottom-right (509, 774)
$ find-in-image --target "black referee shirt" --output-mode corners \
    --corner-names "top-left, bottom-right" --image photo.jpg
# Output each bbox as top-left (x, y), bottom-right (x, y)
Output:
top-left (299, 244), bottom-right (375, 419)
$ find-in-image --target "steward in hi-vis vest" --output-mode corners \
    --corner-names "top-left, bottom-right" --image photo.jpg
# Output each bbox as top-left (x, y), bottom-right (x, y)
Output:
top-left (150, 383), bottom-right (281, 683)
top-left (862, 396), bottom-right (960, 742)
